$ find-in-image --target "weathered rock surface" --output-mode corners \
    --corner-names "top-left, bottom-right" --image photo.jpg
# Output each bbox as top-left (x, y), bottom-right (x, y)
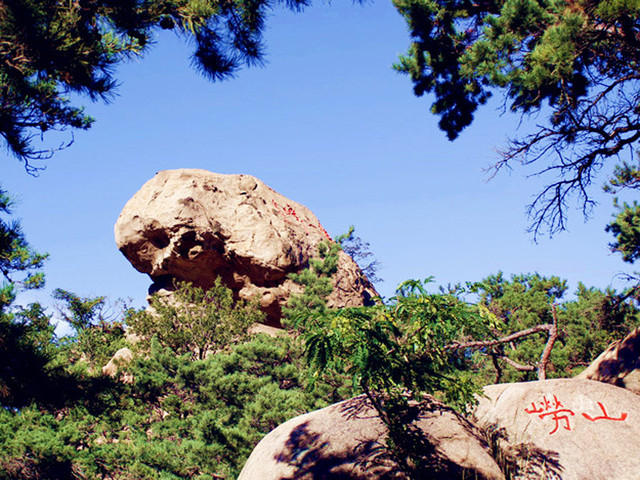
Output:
top-left (238, 395), bottom-right (505, 480)
top-left (102, 347), bottom-right (134, 383)
top-left (115, 169), bottom-right (377, 325)
top-left (576, 327), bottom-right (640, 394)
top-left (248, 323), bottom-right (290, 337)
top-left (473, 378), bottom-right (640, 480)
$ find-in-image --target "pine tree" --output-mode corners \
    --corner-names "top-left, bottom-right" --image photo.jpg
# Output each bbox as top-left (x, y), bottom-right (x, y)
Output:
top-left (0, 187), bottom-right (60, 408)
top-left (127, 279), bottom-right (264, 360)
top-left (0, 0), bottom-right (310, 170)
top-left (393, 0), bottom-right (640, 235)
top-left (0, 188), bottom-right (46, 309)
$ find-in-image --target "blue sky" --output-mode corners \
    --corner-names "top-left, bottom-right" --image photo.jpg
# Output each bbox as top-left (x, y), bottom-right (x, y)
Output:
top-left (2, 0), bottom-right (634, 316)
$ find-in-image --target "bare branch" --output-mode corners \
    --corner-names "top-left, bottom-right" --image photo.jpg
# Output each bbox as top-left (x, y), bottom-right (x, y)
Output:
top-left (491, 77), bottom-right (640, 237)
top-left (500, 355), bottom-right (536, 372)
top-left (446, 324), bottom-right (552, 351)
top-left (537, 304), bottom-right (559, 380)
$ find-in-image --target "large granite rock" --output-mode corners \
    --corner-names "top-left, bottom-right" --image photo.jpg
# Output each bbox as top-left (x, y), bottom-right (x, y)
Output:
top-left (115, 169), bottom-right (377, 325)
top-left (473, 378), bottom-right (640, 479)
top-left (575, 327), bottom-right (640, 394)
top-left (238, 395), bottom-right (505, 480)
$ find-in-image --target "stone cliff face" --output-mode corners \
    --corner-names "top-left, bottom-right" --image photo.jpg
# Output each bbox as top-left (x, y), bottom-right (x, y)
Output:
top-left (115, 169), bottom-right (377, 325)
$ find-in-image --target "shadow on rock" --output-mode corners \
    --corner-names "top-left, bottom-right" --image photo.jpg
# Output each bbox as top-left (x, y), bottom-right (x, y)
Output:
top-left (577, 327), bottom-right (640, 393)
top-left (270, 396), bottom-right (499, 480)
top-left (483, 424), bottom-right (563, 480)
top-left (275, 421), bottom-right (395, 479)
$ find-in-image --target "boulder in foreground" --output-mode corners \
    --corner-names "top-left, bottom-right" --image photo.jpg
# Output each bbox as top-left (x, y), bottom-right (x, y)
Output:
top-left (238, 394), bottom-right (504, 480)
top-left (473, 378), bottom-right (640, 480)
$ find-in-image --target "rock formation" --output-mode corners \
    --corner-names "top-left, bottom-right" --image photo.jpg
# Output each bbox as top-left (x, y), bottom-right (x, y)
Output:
top-left (115, 169), bottom-right (377, 325)
top-left (575, 327), bottom-right (640, 394)
top-left (102, 347), bottom-right (134, 383)
top-left (473, 378), bottom-right (640, 479)
top-left (238, 394), bottom-right (505, 480)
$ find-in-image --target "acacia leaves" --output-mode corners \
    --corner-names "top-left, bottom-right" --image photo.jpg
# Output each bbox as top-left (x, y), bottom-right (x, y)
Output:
top-left (303, 278), bottom-right (493, 411)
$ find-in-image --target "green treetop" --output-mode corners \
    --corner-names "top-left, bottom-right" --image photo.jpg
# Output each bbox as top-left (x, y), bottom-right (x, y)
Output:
top-left (605, 163), bottom-right (640, 266)
top-left (393, 0), bottom-right (640, 235)
top-left (466, 272), bottom-right (640, 383)
top-left (127, 279), bottom-right (265, 360)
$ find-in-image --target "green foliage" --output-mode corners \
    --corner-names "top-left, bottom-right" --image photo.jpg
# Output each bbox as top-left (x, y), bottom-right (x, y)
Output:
top-left (53, 288), bottom-right (106, 331)
top-left (606, 160), bottom-right (640, 195)
top-left (288, 239), bottom-right (493, 412)
top-left (295, 275), bottom-right (498, 478)
top-left (0, 187), bottom-right (59, 408)
top-left (285, 239), bottom-right (341, 323)
top-left (336, 225), bottom-right (383, 283)
top-left (0, 188), bottom-right (47, 310)
top-left (393, 0), bottom-right (640, 234)
top-left (2, 213), bottom-right (637, 478)
top-left (0, 0), bottom-right (310, 170)
top-left (606, 200), bottom-right (640, 263)
top-left (292, 264), bottom-right (639, 476)
top-left (0, 331), bottom-right (344, 479)
top-left (53, 288), bottom-right (127, 368)
top-left (561, 283), bottom-right (640, 366)
top-left (0, 209), bottom-right (341, 478)
top-left (465, 272), bottom-right (566, 383)
top-left (0, 303), bottom-right (60, 408)
top-left (303, 278), bottom-right (494, 411)
top-left (0, 188), bottom-right (345, 478)
top-left (465, 272), bottom-right (640, 383)
top-left (128, 279), bottom-right (264, 360)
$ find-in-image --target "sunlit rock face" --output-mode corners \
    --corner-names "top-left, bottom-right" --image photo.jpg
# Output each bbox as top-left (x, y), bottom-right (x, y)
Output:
top-left (576, 327), bottom-right (640, 394)
top-left (473, 379), bottom-right (640, 480)
top-left (114, 169), bottom-right (377, 325)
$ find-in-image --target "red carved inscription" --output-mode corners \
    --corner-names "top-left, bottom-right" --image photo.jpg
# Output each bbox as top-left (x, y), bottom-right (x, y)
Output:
top-left (524, 395), bottom-right (628, 435)
top-left (272, 200), bottom-right (332, 240)
top-left (525, 395), bottom-right (575, 434)
top-left (582, 402), bottom-right (628, 422)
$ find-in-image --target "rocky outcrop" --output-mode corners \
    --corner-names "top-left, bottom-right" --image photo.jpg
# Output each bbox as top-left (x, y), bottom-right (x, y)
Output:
top-left (114, 169), bottom-right (377, 325)
top-left (102, 347), bottom-right (134, 383)
top-left (473, 378), bottom-right (640, 479)
top-left (238, 395), bottom-right (505, 480)
top-left (575, 327), bottom-right (640, 394)
top-left (102, 347), bottom-right (133, 377)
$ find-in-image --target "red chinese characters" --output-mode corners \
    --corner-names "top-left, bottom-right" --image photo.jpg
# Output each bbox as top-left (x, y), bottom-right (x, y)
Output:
top-left (582, 402), bottom-right (628, 422)
top-left (272, 200), bottom-right (332, 240)
top-left (525, 395), bottom-right (575, 434)
top-left (524, 395), bottom-right (628, 435)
